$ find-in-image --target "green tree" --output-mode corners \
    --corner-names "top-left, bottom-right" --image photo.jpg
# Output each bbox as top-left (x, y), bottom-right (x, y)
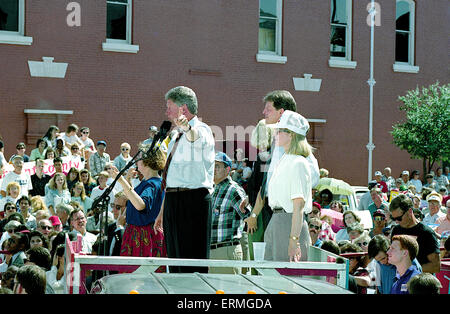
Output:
top-left (391, 82), bottom-right (450, 178)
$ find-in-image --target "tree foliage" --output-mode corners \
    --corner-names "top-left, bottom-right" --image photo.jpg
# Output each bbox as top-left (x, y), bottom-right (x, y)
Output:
top-left (391, 82), bottom-right (450, 175)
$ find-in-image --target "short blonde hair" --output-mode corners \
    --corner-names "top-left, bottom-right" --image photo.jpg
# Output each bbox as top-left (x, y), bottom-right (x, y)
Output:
top-left (31, 196), bottom-right (48, 213)
top-left (6, 182), bottom-right (21, 196)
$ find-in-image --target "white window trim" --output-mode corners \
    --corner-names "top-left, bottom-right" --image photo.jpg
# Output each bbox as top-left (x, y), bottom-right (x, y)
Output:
top-left (257, 0), bottom-right (286, 64)
top-left (102, 41), bottom-right (139, 53)
top-left (103, 0), bottom-right (139, 53)
top-left (0, 0), bottom-right (33, 46)
top-left (24, 109), bottom-right (73, 115)
top-left (329, 0), bottom-right (355, 69)
top-left (393, 63), bottom-right (419, 73)
top-left (394, 0), bottom-right (417, 71)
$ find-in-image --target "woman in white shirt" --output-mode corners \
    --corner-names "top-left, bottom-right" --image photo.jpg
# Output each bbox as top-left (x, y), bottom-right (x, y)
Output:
top-left (265, 110), bottom-right (313, 262)
top-left (45, 173), bottom-right (71, 215)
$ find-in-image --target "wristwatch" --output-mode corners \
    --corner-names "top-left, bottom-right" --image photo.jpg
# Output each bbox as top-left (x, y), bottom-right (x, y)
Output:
top-left (251, 213), bottom-right (257, 218)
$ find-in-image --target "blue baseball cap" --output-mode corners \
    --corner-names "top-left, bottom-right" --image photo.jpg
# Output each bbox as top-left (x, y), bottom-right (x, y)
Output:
top-left (215, 152), bottom-right (232, 168)
top-left (97, 140), bottom-right (107, 147)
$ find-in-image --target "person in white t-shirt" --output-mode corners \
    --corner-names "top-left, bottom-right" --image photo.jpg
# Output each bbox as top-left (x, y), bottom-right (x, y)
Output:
top-left (264, 110), bottom-right (313, 262)
top-left (69, 208), bottom-right (97, 254)
top-left (0, 155), bottom-right (33, 198)
top-left (79, 126), bottom-right (96, 164)
top-left (60, 123), bottom-right (85, 151)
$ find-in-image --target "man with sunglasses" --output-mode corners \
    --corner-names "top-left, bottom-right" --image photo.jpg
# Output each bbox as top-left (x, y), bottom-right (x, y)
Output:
top-left (308, 217), bottom-right (323, 248)
top-left (37, 219), bottom-right (53, 239)
top-left (389, 194), bottom-right (440, 274)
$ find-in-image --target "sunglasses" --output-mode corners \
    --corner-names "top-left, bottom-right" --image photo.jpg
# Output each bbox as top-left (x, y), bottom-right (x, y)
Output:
top-left (40, 225), bottom-right (52, 230)
top-left (121, 148), bottom-right (129, 151)
top-left (311, 210), bottom-right (320, 215)
top-left (82, 131), bottom-right (89, 134)
top-left (374, 216), bottom-right (385, 221)
top-left (309, 224), bottom-right (321, 230)
top-left (390, 210), bottom-right (408, 222)
top-left (6, 206), bottom-right (16, 210)
top-left (356, 241), bottom-right (369, 247)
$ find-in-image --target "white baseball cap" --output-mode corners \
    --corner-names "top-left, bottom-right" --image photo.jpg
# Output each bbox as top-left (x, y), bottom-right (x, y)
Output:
top-left (273, 110), bottom-right (309, 136)
top-left (374, 171), bottom-right (382, 176)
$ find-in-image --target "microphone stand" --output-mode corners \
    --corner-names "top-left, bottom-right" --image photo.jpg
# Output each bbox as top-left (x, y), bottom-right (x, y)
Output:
top-left (92, 129), bottom-right (169, 258)
top-left (92, 148), bottom-right (141, 258)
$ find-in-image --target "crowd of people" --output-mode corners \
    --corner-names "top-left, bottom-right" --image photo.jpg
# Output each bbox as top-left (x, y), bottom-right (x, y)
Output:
top-left (0, 86), bottom-right (448, 294)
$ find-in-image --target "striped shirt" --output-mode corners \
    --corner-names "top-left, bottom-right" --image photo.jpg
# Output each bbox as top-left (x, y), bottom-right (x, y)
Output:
top-left (211, 177), bottom-right (251, 244)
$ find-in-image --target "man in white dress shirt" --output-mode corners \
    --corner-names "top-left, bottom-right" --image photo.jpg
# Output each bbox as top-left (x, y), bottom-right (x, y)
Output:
top-left (154, 86), bottom-right (215, 273)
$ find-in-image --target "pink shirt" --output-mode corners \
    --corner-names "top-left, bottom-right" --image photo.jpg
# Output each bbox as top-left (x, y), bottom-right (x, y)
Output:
top-left (435, 215), bottom-right (450, 236)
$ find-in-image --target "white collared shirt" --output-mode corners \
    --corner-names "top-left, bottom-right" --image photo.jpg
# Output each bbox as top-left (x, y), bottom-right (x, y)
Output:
top-left (166, 116), bottom-right (215, 191)
top-left (268, 154), bottom-right (312, 214)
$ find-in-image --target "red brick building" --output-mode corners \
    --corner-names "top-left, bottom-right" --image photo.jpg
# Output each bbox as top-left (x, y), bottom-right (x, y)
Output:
top-left (0, 0), bottom-right (448, 185)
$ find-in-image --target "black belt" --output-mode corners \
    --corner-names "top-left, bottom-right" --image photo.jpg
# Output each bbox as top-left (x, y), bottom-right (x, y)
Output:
top-left (210, 239), bottom-right (241, 250)
top-left (165, 187), bottom-right (192, 192)
top-left (272, 207), bottom-right (285, 213)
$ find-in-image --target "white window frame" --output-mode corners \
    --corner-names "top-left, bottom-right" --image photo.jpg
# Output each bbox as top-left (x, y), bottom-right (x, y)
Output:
top-left (256, 0), bottom-right (286, 64)
top-left (393, 0), bottom-right (419, 73)
top-left (102, 0), bottom-right (139, 53)
top-left (328, 0), bottom-right (356, 69)
top-left (0, 0), bottom-right (32, 45)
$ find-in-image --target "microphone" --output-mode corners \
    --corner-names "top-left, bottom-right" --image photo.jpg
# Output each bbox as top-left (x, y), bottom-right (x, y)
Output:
top-left (142, 120), bottom-right (172, 158)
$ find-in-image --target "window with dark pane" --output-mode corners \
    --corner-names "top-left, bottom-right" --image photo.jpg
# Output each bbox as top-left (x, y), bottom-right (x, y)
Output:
top-left (106, 0), bottom-right (128, 40)
top-left (395, 1), bottom-right (411, 63)
top-left (330, 0), bottom-right (347, 58)
top-left (0, 0), bottom-right (19, 32)
top-left (259, 0), bottom-right (278, 53)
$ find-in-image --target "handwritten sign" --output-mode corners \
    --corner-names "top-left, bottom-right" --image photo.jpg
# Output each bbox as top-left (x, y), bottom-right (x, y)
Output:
top-left (0, 156), bottom-right (84, 179)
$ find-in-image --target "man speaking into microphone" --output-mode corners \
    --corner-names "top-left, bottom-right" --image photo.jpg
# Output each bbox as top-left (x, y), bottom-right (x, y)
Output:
top-left (154, 86), bottom-right (215, 273)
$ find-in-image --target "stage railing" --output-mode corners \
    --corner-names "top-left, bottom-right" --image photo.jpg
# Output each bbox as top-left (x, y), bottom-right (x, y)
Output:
top-left (64, 235), bottom-right (349, 294)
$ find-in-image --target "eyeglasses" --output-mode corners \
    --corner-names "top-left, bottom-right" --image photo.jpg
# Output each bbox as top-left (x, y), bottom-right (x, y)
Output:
top-left (390, 210), bottom-right (408, 222)
top-left (309, 224), bottom-right (321, 230)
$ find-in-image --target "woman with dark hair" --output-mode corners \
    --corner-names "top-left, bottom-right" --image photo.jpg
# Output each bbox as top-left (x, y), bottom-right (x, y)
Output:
top-left (66, 167), bottom-right (81, 192)
top-left (29, 230), bottom-right (49, 249)
top-left (335, 210), bottom-right (361, 243)
top-left (42, 125), bottom-right (60, 150)
top-left (319, 189), bottom-right (333, 209)
top-left (29, 138), bottom-right (48, 161)
top-left (108, 144), bottom-right (167, 259)
top-left (79, 169), bottom-right (97, 197)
